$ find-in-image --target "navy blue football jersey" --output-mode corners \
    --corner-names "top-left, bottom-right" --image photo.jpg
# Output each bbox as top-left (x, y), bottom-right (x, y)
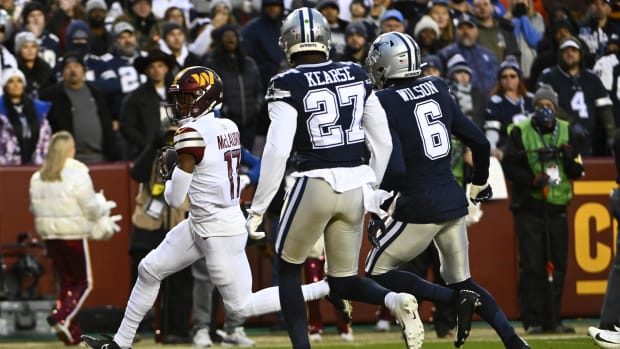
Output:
top-left (265, 61), bottom-right (372, 171)
top-left (377, 75), bottom-right (490, 224)
top-left (483, 93), bottom-right (534, 149)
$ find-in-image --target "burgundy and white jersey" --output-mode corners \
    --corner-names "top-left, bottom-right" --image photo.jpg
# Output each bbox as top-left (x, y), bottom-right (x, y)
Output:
top-left (174, 112), bottom-right (245, 236)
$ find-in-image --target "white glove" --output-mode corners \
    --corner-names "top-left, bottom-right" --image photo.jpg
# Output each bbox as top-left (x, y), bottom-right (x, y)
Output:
top-left (362, 184), bottom-right (394, 218)
top-left (245, 209), bottom-right (265, 240)
top-left (95, 190), bottom-right (117, 216)
top-left (465, 201), bottom-right (484, 226)
top-left (239, 174), bottom-right (251, 192)
top-left (91, 214), bottom-right (122, 240)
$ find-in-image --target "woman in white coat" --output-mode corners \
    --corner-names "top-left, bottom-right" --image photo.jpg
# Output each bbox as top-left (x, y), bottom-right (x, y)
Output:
top-left (29, 131), bottom-right (120, 345)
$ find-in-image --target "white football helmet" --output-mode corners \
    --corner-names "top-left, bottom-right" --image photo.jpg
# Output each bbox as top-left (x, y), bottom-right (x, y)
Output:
top-left (279, 7), bottom-right (331, 64)
top-left (365, 32), bottom-right (422, 89)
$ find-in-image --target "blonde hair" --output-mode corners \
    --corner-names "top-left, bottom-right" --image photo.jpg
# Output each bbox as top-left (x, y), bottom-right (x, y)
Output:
top-left (39, 131), bottom-right (75, 182)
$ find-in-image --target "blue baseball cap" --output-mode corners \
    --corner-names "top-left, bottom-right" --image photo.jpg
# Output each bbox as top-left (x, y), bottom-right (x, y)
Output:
top-left (382, 9), bottom-right (404, 23)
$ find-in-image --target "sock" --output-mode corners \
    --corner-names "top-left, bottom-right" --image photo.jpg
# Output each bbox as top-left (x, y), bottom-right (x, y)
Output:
top-left (450, 278), bottom-right (516, 344)
top-left (384, 292), bottom-right (398, 312)
top-left (114, 266), bottom-right (161, 349)
top-left (278, 259), bottom-right (310, 349)
top-left (371, 269), bottom-right (454, 303)
top-left (249, 279), bottom-right (330, 316)
top-left (328, 275), bottom-right (389, 305)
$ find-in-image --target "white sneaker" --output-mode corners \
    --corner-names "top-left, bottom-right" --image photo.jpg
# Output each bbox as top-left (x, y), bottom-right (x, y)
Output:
top-left (375, 319), bottom-right (391, 332)
top-left (309, 332), bottom-right (322, 341)
top-left (390, 293), bottom-right (424, 349)
top-left (193, 328), bottom-right (213, 347)
top-left (339, 327), bottom-right (354, 342)
top-left (217, 327), bottom-right (256, 347)
top-left (589, 326), bottom-right (620, 349)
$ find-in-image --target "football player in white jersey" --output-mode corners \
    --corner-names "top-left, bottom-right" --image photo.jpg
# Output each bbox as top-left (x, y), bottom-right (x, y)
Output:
top-left (81, 66), bottom-right (334, 349)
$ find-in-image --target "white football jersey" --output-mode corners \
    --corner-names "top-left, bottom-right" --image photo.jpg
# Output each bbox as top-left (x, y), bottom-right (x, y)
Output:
top-left (174, 113), bottom-right (245, 237)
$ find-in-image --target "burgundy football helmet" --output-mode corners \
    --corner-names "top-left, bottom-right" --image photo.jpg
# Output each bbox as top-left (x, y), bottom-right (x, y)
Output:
top-left (168, 66), bottom-right (223, 121)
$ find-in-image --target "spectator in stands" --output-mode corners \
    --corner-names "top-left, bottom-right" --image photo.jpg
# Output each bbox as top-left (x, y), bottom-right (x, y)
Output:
top-left (14, 31), bottom-right (55, 99)
top-left (39, 51), bottom-right (117, 163)
top-left (119, 49), bottom-right (174, 160)
top-left (421, 54), bottom-right (444, 77)
top-left (529, 6), bottom-right (593, 89)
top-left (20, 1), bottom-right (61, 69)
top-left (438, 12), bottom-right (500, 98)
top-left (578, 0), bottom-right (620, 61)
top-left (60, 20), bottom-right (120, 94)
top-left (188, 0), bottom-right (238, 57)
top-left (115, 0), bottom-right (162, 50)
top-left (448, 0), bottom-right (472, 17)
top-left (46, 0), bottom-right (87, 52)
top-left (505, 0), bottom-right (544, 83)
top-left (379, 9), bottom-right (405, 34)
top-left (29, 130), bottom-right (120, 345)
top-left (206, 25), bottom-right (263, 150)
top-left (316, 0), bottom-right (349, 57)
top-left (333, 21), bottom-right (369, 64)
top-left (0, 68), bottom-right (52, 165)
top-left (164, 7), bottom-right (190, 36)
top-left (107, 21), bottom-right (144, 134)
top-left (0, 9), bottom-right (17, 71)
top-left (446, 53), bottom-right (486, 128)
top-left (537, 36), bottom-right (615, 157)
top-left (503, 85), bottom-right (584, 335)
top-left (414, 15), bottom-right (442, 55)
top-left (428, 0), bottom-right (455, 49)
top-left (85, 0), bottom-right (113, 56)
top-left (158, 21), bottom-right (203, 76)
top-left (348, 0), bottom-right (377, 42)
top-left (153, 0), bottom-right (193, 24)
top-left (473, 0), bottom-right (520, 61)
top-left (242, 0), bottom-right (285, 88)
top-left (483, 56), bottom-right (534, 161)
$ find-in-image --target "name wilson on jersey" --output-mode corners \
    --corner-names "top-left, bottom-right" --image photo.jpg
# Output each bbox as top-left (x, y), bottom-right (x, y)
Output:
top-left (304, 66), bottom-right (355, 87)
top-left (395, 80), bottom-right (439, 101)
top-left (217, 132), bottom-right (241, 150)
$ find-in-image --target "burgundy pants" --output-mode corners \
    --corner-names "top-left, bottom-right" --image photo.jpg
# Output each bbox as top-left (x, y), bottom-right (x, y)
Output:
top-left (46, 239), bottom-right (93, 328)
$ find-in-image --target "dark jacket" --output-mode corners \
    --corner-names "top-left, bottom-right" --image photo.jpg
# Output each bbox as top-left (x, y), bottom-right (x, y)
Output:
top-left (119, 82), bottom-right (167, 160)
top-left (39, 81), bottom-right (117, 161)
top-left (242, 13), bottom-right (285, 87)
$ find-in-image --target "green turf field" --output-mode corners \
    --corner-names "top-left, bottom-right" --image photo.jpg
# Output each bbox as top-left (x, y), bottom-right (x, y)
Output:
top-left (0, 319), bottom-right (602, 348)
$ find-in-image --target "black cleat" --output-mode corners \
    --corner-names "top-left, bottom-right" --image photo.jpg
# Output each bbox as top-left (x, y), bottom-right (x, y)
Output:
top-left (454, 289), bottom-right (481, 348)
top-left (325, 294), bottom-right (353, 325)
top-left (81, 334), bottom-right (124, 349)
top-left (506, 335), bottom-right (531, 349)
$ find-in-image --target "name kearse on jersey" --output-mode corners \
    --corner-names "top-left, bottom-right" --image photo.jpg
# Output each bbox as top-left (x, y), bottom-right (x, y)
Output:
top-left (396, 81), bottom-right (439, 102)
top-left (304, 66), bottom-right (355, 87)
top-left (217, 132), bottom-right (241, 150)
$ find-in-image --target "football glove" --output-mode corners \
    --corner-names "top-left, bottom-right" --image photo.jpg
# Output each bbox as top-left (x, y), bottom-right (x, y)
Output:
top-left (367, 213), bottom-right (385, 249)
top-left (158, 146), bottom-right (177, 181)
top-left (469, 182), bottom-right (492, 204)
top-left (245, 209), bottom-right (266, 240)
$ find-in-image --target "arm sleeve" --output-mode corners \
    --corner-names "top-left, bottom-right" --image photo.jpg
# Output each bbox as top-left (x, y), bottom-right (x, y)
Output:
top-left (164, 167), bottom-right (192, 208)
top-left (250, 101), bottom-right (297, 215)
top-left (363, 91), bottom-right (392, 185)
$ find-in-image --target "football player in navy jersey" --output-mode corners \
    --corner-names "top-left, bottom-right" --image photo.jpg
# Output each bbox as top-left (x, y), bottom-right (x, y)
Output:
top-left (245, 8), bottom-right (426, 349)
top-left (364, 31), bottom-right (531, 349)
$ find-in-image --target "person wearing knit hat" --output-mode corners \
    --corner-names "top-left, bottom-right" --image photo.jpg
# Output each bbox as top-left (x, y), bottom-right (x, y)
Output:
top-left (532, 83), bottom-right (558, 109)
top-left (414, 15), bottom-right (441, 55)
top-left (86, 0), bottom-right (113, 56)
top-left (158, 21), bottom-right (202, 72)
top-left (14, 31), bottom-right (55, 97)
top-left (14, 31), bottom-right (39, 54)
top-left (538, 34), bottom-right (615, 157)
top-left (20, 2), bottom-right (60, 69)
top-left (333, 21), bottom-right (369, 64)
top-left (446, 53), bottom-right (472, 78)
top-left (0, 67), bottom-right (52, 165)
top-left (421, 54), bottom-right (443, 77)
top-left (445, 53), bottom-right (486, 127)
top-left (316, 0), bottom-right (349, 56)
top-left (497, 55), bottom-right (521, 80)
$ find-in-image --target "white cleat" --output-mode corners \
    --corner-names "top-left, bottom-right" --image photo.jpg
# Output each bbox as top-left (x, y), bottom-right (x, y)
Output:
top-left (217, 327), bottom-right (256, 347)
top-left (390, 293), bottom-right (424, 349)
top-left (589, 326), bottom-right (620, 349)
top-left (193, 328), bottom-right (213, 347)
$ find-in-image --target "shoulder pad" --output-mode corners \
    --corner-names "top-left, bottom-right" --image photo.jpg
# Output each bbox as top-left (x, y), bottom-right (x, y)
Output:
top-left (490, 95), bottom-right (502, 103)
top-left (174, 127), bottom-right (206, 163)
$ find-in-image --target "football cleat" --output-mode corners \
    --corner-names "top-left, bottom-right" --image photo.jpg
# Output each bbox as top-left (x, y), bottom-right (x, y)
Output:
top-left (390, 293), bottom-right (424, 349)
top-left (325, 294), bottom-right (353, 325)
top-left (454, 289), bottom-right (481, 347)
top-left (81, 334), bottom-right (124, 349)
top-left (216, 327), bottom-right (255, 347)
top-left (589, 326), bottom-right (620, 349)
